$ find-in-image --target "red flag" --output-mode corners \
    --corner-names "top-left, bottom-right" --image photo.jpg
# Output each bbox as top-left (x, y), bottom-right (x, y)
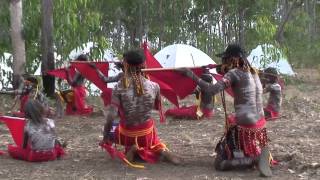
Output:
top-left (143, 42), bottom-right (162, 68)
top-left (71, 61), bottom-right (110, 92)
top-left (0, 116), bottom-right (26, 147)
top-left (47, 66), bottom-right (76, 81)
top-left (143, 42), bottom-right (179, 106)
top-left (145, 68), bottom-right (204, 99)
top-left (47, 68), bottom-right (67, 80)
top-left (72, 61), bottom-right (112, 105)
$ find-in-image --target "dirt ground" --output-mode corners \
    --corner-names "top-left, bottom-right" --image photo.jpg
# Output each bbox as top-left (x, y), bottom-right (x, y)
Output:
top-left (0, 69), bottom-right (319, 180)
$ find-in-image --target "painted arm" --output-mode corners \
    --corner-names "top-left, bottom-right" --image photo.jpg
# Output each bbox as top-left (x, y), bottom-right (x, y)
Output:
top-left (22, 132), bottom-right (29, 149)
top-left (178, 68), bottom-right (233, 96)
top-left (102, 104), bottom-right (118, 142)
top-left (90, 63), bottom-right (123, 83)
top-left (66, 67), bottom-right (82, 86)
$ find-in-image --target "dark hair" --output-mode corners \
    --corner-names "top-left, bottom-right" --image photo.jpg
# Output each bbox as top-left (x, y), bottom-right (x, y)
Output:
top-left (217, 44), bottom-right (246, 59)
top-left (264, 67), bottom-right (278, 83)
top-left (25, 76), bottom-right (38, 85)
top-left (123, 50), bottom-right (145, 65)
top-left (24, 99), bottom-right (45, 125)
top-left (76, 54), bottom-right (88, 61)
top-left (218, 44), bottom-right (256, 74)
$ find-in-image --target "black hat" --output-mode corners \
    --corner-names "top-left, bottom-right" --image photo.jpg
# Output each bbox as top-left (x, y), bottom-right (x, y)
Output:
top-left (216, 44), bottom-right (246, 58)
top-left (123, 50), bottom-right (145, 65)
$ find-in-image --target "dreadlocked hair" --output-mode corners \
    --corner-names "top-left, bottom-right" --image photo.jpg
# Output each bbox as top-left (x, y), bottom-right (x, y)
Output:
top-left (121, 61), bottom-right (146, 96)
top-left (224, 56), bottom-right (257, 74)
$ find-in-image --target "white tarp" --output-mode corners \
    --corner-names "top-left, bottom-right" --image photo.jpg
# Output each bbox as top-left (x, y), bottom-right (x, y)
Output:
top-left (154, 44), bottom-right (217, 76)
top-left (247, 44), bottom-right (295, 75)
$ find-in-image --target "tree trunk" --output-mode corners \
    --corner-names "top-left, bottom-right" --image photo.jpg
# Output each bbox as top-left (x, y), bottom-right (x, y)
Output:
top-left (10, 0), bottom-right (26, 89)
top-left (238, 7), bottom-right (247, 49)
top-left (41, 0), bottom-right (55, 96)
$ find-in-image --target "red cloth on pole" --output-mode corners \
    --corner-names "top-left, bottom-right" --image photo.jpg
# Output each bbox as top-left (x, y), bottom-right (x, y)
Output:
top-left (0, 116), bottom-right (26, 147)
top-left (165, 105), bottom-right (214, 119)
top-left (8, 144), bottom-right (65, 162)
top-left (143, 42), bottom-right (179, 107)
top-left (145, 68), bottom-right (204, 99)
top-left (47, 66), bottom-right (76, 82)
top-left (71, 61), bottom-right (112, 105)
top-left (47, 68), bottom-right (67, 80)
top-left (71, 62), bottom-right (110, 92)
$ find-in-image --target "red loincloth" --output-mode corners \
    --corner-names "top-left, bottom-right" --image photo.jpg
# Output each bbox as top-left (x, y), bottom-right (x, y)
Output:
top-left (264, 105), bottom-right (280, 121)
top-left (100, 119), bottom-right (167, 167)
top-left (65, 85), bottom-right (93, 115)
top-left (227, 115), bottom-right (268, 157)
top-left (8, 144), bottom-right (65, 162)
top-left (165, 105), bottom-right (214, 119)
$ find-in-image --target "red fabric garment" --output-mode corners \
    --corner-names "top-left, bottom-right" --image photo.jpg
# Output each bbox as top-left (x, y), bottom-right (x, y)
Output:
top-left (101, 119), bottom-right (166, 164)
top-left (0, 150), bottom-right (4, 155)
top-left (165, 105), bottom-right (214, 119)
top-left (227, 115), bottom-right (267, 157)
top-left (65, 86), bottom-right (93, 115)
top-left (0, 116), bottom-right (26, 147)
top-left (8, 144), bottom-right (65, 162)
top-left (264, 105), bottom-right (280, 121)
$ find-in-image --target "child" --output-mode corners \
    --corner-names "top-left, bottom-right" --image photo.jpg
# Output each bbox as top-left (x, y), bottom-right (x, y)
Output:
top-left (262, 67), bottom-right (282, 121)
top-left (8, 99), bottom-right (65, 162)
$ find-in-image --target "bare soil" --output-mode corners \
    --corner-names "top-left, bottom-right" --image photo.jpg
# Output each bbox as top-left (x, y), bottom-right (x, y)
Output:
top-left (0, 68), bottom-right (319, 180)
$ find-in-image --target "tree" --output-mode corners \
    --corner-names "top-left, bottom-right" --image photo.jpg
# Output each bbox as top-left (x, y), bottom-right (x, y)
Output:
top-left (10, 0), bottom-right (26, 88)
top-left (41, 0), bottom-right (55, 96)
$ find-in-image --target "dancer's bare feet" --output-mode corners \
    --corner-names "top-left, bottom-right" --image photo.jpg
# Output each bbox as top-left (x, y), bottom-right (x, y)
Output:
top-left (161, 150), bottom-right (183, 165)
top-left (126, 145), bottom-right (138, 162)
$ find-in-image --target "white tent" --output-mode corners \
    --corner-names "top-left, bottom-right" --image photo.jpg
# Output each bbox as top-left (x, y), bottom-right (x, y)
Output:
top-left (154, 44), bottom-right (217, 76)
top-left (247, 44), bottom-right (295, 75)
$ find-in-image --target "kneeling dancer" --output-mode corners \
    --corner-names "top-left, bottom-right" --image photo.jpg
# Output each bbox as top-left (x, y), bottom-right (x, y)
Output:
top-left (8, 99), bottom-right (65, 162)
top-left (178, 44), bottom-right (273, 177)
top-left (100, 50), bottom-right (181, 168)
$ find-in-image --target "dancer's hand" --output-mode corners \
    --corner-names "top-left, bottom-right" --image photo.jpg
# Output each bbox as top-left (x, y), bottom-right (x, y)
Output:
top-left (89, 63), bottom-right (97, 69)
top-left (176, 68), bottom-right (194, 78)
